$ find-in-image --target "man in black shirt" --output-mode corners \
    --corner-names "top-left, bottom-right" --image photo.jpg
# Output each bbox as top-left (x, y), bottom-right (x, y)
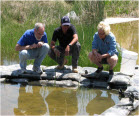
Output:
top-left (48, 16), bottom-right (81, 73)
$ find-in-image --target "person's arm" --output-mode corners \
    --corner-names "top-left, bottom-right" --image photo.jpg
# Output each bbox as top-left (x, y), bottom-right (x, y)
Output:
top-left (107, 34), bottom-right (117, 56)
top-left (50, 40), bottom-right (61, 57)
top-left (50, 40), bottom-right (56, 50)
top-left (65, 34), bottom-right (78, 56)
top-left (68, 34), bottom-right (78, 46)
top-left (101, 53), bottom-right (110, 58)
top-left (15, 43), bottom-right (38, 51)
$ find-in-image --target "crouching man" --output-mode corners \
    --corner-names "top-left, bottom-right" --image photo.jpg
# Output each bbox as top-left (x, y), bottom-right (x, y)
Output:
top-left (15, 23), bottom-right (50, 74)
top-left (48, 16), bottom-right (81, 73)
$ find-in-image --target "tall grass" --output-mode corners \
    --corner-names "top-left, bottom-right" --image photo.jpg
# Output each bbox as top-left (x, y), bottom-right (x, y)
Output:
top-left (2, 1), bottom-right (136, 71)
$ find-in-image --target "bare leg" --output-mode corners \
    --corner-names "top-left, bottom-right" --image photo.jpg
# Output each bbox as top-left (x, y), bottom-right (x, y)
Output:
top-left (88, 52), bottom-right (103, 67)
top-left (107, 54), bottom-right (118, 70)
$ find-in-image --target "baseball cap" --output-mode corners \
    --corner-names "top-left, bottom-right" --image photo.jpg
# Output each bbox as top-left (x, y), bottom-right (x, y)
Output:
top-left (61, 16), bottom-right (70, 26)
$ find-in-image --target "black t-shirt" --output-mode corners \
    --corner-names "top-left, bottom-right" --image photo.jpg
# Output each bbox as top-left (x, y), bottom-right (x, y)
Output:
top-left (52, 24), bottom-right (77, 48)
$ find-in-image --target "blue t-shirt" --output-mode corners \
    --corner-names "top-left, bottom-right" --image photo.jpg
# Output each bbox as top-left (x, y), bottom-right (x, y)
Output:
top-left (17, 29), bottom-right (48, 46)
top-left (92, 32), bottom-right (118, 56)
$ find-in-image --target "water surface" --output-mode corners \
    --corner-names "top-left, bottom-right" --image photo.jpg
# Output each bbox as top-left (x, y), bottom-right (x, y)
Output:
top-left (1, 83), bottom-right (119, 115)
top-left (111, 21), bottom-right (139, 64)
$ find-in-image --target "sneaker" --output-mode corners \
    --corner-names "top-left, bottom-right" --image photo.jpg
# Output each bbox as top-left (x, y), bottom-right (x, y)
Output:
top-left (107, 70), bottom-right (114, 83)
top-left (72, 68), bottom-right (78, 73)
top-left (33, 66), bottom-right (43, 74)
top-left (20, 69), bottom-right (27, 74)
top-left (56, 58), bottom-right (68, 70)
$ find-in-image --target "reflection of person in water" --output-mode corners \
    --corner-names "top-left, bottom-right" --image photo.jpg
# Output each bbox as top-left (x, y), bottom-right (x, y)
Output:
top-left (45, 87), bottom-right (78, 115)
top-left (14, 85), bottom-right (47, 115)
top-left (86, 90), bottom-right (115, 115)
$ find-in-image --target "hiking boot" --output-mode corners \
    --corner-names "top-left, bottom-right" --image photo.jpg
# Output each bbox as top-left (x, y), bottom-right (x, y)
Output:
top-left (107, 70), bottom-right (114, 83)
top-left (56, 58), bottom-right (68, 70)
top-left (33, 66), bottom-right (43, 74)
top-left (20, 68), bottom-right (27, 74)
top-left (94, 67), bottom-right (103, 78)
top-left (72, 68), bottom-right (78, 73)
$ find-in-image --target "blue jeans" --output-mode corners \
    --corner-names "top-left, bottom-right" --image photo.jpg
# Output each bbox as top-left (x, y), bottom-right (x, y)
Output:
top-left (19, 43), bottom-right (50, 69)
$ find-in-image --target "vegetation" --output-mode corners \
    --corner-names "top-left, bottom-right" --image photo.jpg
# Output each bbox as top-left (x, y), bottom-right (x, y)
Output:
top-left (1, 1), bottom-right (138, 71)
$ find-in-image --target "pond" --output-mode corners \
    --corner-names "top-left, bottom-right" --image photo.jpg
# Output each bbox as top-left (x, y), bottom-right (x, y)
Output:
top-left (1, 20), bottom-right (139, 115)
top-left (1, 83), bottom-right (119, 115)
top-left (111, 20), bottom-right (139, 64)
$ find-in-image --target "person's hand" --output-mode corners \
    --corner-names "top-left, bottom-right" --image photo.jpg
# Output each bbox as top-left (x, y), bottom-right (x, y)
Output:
top-left (65, 45), bottom-right (70, 56)
top-left (37, 42), bottom-right (44, 48)
top-left (30, 43), bottom-right (37, 49)
top-left (94, 51), bottom-right (102, 62)
top-left (54, 48), bottom-right (60, 57)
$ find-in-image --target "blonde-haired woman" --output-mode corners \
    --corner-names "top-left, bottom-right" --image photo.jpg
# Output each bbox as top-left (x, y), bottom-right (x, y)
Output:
top-left (88, 21), bottom-right (118, 82)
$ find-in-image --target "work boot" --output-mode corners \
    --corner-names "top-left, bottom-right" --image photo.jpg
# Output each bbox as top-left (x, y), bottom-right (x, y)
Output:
top-left (56, 58), bottom-right (68, 70)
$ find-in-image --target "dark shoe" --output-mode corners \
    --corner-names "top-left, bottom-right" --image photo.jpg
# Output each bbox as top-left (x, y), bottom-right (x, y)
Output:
top-left (107, 70), bottom-right (114, 83)
top-left (55, 58), bottom-right (68, 70)
top-left (94, 67), bottom-right (103, 78)
top-left (95, 67), bottom-right (103, 73)
top-left (109, 70), bottom-right (114, 75)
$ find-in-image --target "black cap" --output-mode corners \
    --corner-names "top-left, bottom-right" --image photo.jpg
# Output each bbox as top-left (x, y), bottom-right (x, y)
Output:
top-left (61, 16), bottom-right (70, 26)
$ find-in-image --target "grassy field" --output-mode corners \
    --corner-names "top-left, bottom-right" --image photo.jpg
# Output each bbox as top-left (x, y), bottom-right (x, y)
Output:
top-left (1, 1), bottom-right (138, 71)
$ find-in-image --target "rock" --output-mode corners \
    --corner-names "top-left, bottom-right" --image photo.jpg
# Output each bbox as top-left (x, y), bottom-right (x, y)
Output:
top-left (99, 98), bottom-right (139, 116)
top-left (109, 73), bottom-right (131, 85)
top-left (8, 78), bottom-right (29, 84)
top-left (66, 11), bottom-right (79, 20)
top-left (39, 80), bottom-right (79, 87)
top-left (0, 78), bottom-right (6, 82)
top-left (130, 75), bottom-right (139, 86)
top-left (125, 86), bottom-right (139, 99)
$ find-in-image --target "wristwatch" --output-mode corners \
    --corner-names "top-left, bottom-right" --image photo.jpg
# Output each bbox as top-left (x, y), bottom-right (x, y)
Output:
top-left (69, 44), bottom-right (72, 47)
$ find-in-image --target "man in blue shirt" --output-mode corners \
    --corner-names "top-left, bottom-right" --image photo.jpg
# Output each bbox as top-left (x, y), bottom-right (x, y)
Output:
top-left (88, 21), bottom-right (118, 82)
top-left (15, 23), bottom-right (50, 74)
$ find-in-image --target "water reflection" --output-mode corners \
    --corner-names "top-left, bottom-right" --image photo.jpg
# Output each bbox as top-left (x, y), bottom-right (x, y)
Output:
top-left (86, 90), bottom-right (114, 115)
top-left (45, 88), bottom-right (78, 115)
top-left (1, 84), bottom-right (120, 115)
top-left (14, 85), bottom-right (47, 115)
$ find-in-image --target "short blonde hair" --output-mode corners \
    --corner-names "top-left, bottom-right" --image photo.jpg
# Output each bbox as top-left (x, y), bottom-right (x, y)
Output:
top-left (97, 21), bottom-right (110, 35)
top-left (35, 23), bottom-right (45, 31)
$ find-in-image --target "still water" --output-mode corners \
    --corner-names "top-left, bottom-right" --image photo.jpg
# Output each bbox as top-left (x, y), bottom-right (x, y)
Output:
top-left (111, 21), bottom-right (139, 64)
top-left (1, 83), bottom-right (119, 115)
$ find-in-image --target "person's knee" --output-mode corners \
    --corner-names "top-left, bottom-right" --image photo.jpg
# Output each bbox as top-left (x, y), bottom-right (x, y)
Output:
top-left (88, 52), bottom-right (92, 59)
top-left (42, 43), bottom-right (50, 53)
top-left (19, 50), bottom-right (28, 59)
top-left (88, 52), bottom-right (95, 62)
top-left (107, 55), bottom-right (118, 64)
top-left (42, 43), bottom-right (50, 50)
top-left (73, 42), bottom-right (81, 51)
